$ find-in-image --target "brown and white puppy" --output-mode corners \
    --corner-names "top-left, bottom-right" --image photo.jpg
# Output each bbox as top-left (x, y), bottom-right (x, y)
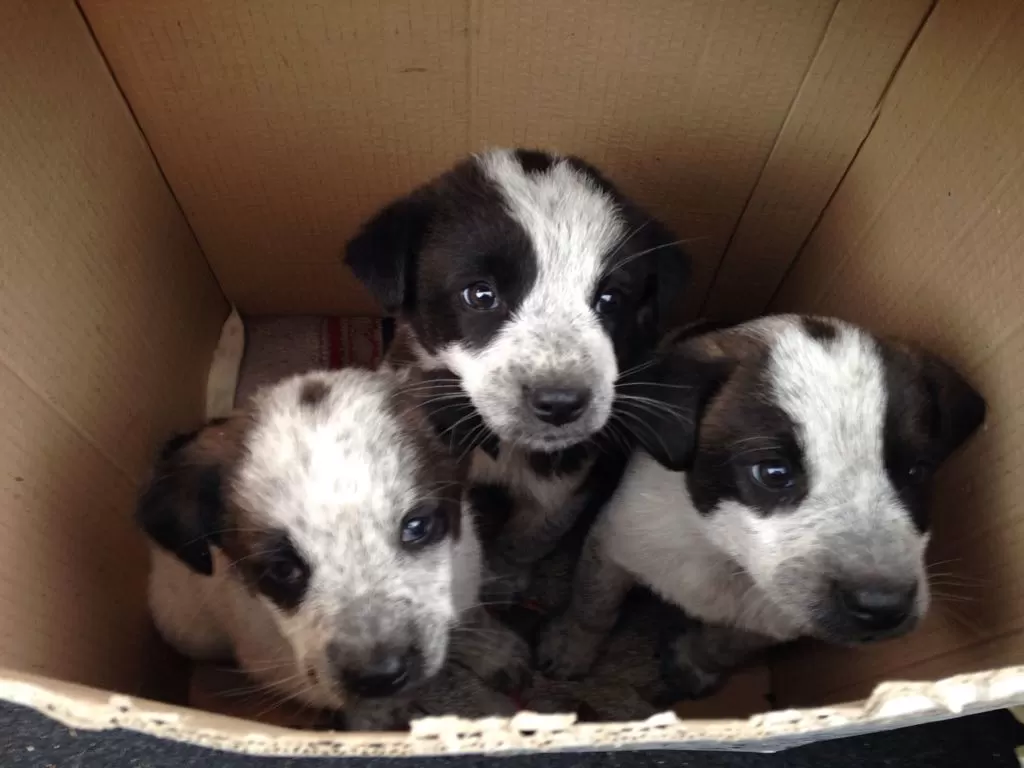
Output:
top-left (536, 315), bottom-right (986, 697)
top-left (137, 368), bottom-right (528, 730)
top-left (344, 148), bottom-right (690, 600)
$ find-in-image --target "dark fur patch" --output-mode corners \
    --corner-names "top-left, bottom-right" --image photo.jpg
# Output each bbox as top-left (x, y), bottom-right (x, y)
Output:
top-left (688, 379), bottom-right (809, 517)
top-left (527, 444), bottom-right (591, 477)
top-left (514, 149), bottom-right (555, 174)
top-left (226, 530), bottom-right (311, 613)
top-left (138, 441), bottom-right (224, 575)
top-left (300, 379), bottom-right (329, 407)
top-left (159, 429), bottom-right (200, 461)
top-left (352, 149), bottom-right (690, 373)
top-left (408, 365), bottom-right (497, 461)
top-left (467, 483), bottom-right (515, 545)
top-left (878, 341), bottom-right (986, 532)
top-left (676, 333), bottom-right (810, 516)
top-left (347, 157), bottom-right (540, 353)
top-left (136, 416), bottom-right (251, 576)
top-left (802, 317), bottom-right (838, 344)
top-left (414, 160), bottom-right (538, 354)
top-left (618, 327), bottom-right (809, 514)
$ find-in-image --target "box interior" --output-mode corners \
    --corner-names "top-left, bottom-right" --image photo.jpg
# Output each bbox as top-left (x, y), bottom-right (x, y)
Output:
top-left (1, 0), bottom-right (1022, 755)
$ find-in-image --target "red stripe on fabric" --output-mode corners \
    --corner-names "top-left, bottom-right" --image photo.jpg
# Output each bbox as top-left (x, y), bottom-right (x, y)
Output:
top-left (327, 317), bottom-right (343, 369)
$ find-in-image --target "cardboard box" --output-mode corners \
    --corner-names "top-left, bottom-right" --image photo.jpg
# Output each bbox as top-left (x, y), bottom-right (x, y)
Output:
top-left (1, 0), bottom-right (1022, 757)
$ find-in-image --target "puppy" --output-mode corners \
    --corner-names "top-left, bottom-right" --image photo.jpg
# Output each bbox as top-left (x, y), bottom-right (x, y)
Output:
top-left (344, 148), bottom-right (690, 598)
top-left (537, 315), bottom-right (987, 697)
top-left (137, 368), bottom-right (528, 730)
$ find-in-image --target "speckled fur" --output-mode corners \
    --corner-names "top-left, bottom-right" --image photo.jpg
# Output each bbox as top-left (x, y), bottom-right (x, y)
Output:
top-left (141, 368), bottom-right (526, 730)
top-left (538, 315), bottom-right (986, 694)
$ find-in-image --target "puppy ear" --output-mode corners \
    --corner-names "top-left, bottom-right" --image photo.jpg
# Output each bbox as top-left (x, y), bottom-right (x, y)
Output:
top-left (135, 429), bottom-right (228, 576)
top-left (344, 194), bottom-right (433, 314)
top-left (919, 353), bottom-right (987, 465)
top-left (617, 338), bottom-right (731, 472)
top-left (643, 218), bottom-right (691, 331)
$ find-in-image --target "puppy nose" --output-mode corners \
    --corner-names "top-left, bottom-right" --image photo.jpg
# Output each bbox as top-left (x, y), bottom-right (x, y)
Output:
top-left (528, 386), bottom-right (591, 426)
top-left (836, 583), bottom-right (917, 633)
top-left (342, 652), bottom-right (411, 698)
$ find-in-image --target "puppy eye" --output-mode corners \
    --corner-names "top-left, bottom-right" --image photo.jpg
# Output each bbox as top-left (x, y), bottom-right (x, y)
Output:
top-left (460, 282), bottom-right (500, 311)
top-left (263, 554), bottom-right (308, 589)
top-left (750, 459), bottom-right (795, 490)
top-left (400, 504), bottom-right (449, 550)
top-left (594, 289), bottom-right (623, 315)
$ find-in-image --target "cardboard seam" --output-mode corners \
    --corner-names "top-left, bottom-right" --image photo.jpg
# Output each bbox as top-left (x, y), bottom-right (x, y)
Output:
top-left (72, 0), bottom-right (228, 307)
top-left (869, 0), bottom-right (939, 114)
top-left (698, 0), bottom-right (842, 318)
top-left (767, 1), bottom-right (1010, 311)
top-left (764, 0), bottom-right (939, 313)
top-left (0, 355), bottom-right (136, 487)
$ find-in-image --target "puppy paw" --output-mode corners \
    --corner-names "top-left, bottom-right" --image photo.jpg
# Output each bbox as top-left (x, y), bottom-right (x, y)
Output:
top-left (659, 634), bottom-right (727, 700)
top-left (341, 699), bottom-right (421, 732)
top-left (535, 615), bottom-right (604, 681)
top-left (456, 621), bottom-right (532, 694)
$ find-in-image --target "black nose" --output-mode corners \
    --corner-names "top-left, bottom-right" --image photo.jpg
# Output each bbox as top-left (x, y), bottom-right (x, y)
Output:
top-left (528, 386), bottom-right (591, 426)
top-left (835, 583), bottom-right (917, 634)
top-left (342, 653), bottom-right (411, 698)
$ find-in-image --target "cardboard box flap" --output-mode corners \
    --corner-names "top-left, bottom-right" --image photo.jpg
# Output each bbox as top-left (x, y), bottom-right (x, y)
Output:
top-left (77, 0), bottom-right (916, 319)
top-left (3, 665), bottom-right (1024, 757)
top-left (702, 0), bottom-right (934, 320)
top-left (0, 0), bottom-right (227, 693)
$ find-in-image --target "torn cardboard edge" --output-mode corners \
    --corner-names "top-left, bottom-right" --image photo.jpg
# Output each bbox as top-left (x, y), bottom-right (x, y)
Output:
top-left (2, 665), bottom-right (1023, 758)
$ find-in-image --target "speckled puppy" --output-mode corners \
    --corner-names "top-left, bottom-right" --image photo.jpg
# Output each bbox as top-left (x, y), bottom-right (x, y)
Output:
top-left (137, 368), bottom-right (528, 730)
top-left (537, 315), bottom-right (986, 697)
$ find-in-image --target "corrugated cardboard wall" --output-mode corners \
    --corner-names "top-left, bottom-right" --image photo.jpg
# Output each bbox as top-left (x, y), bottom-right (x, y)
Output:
top-left (80, 0), bottom-right (930, 318)
top-left (0, 1), bottom-right (227, 693)
top-left (771, 0), bottom-right (1024, 705)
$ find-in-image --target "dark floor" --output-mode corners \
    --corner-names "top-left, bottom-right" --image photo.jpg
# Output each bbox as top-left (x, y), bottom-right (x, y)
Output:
top-left (2, 701), bottom-right (1022, 767)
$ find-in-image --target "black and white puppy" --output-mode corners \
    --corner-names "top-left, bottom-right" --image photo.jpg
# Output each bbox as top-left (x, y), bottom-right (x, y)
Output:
top-left (137, 368), bottom-right (528, 730)
top-left (344, 148), bottom-right (690, 598)
top-left (537, 315), bottom-right (986, 697)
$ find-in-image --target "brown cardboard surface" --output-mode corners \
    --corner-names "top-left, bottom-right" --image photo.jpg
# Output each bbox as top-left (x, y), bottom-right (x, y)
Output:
top-left (771, 0), bottom-right (1024, 704)
top-left (0, 0), bottom-right (227, 690)
top-left (0, 0), bottom-right (1022, 753)
top-left (76, 0), bottom-right (902, 318)
top-left (701, 0), bottom-right (934, 321)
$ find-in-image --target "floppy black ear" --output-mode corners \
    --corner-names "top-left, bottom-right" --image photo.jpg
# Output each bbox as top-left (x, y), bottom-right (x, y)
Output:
top-left (920, 353), bottom-right (987, 465)
top-left (616, 346), bottom-right (731, 472)
top-left (344, 194), bottom-right (433, 314)
top-left (643, 218), bottom-right (691, 332)
top-left (135, 431), bottom-right (226, 576)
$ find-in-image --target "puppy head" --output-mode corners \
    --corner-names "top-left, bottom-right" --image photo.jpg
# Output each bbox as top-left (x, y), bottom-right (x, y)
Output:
top-left (345, 148), bottom-right (690, 451)
top-left (136, 369), bottom-right (477, 706)
top-left (625, 315), bottom-right (986, 645)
